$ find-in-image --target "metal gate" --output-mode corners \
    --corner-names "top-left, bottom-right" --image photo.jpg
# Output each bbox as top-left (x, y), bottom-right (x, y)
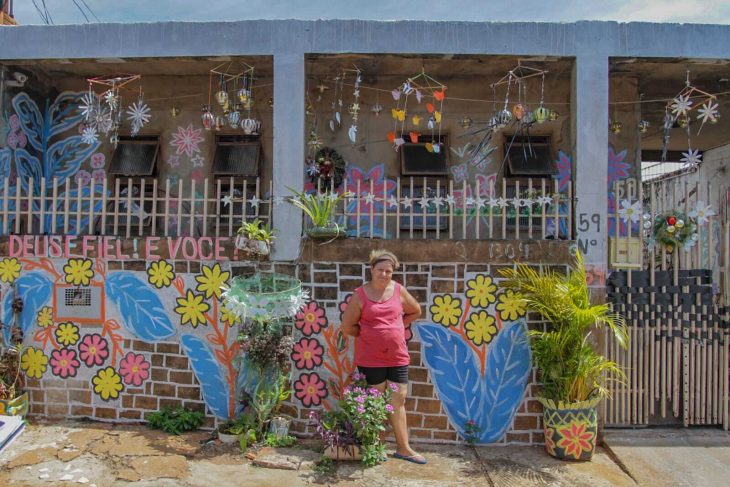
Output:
top-left (604, 176), bottom-right (729, 428)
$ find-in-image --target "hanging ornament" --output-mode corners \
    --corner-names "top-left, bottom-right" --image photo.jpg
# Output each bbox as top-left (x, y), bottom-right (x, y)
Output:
top-left (83, 74), bottom-right (143, 146)
top-left (371, 103), bottom-right (382, 116)
top-left (228, 107), bottom-right (241, 128)
top-left (610, 120), bottom-right (622, 134)
top-left (215, 89), bottom-right (228, 107)
top-left (675, 219), bottom-right (684, 228)
top-left (170, 106), bottom-right (180, 118)
top-left (201, 105), bottom-right (215, 130)
top-left (638, 120), bottom-right (650, 133)
top-left (512, 104), bottom-right (525, 120)
top-left (460, 116), bottom-right (473, 128)
top-left (533, 106), bottom-right (549, 124)
top-left (241, 118), bottom-right (260, 135)
top-left (126, 94), bottom-right (151, 137)
top-left (677, 114), bottom-right (689, 128)
top-left (549, 110), bottom-right (559, 121)
top-left (667, 216), bottom-right (677, 226)
top-left (215, 116), bottom-right (225, 132)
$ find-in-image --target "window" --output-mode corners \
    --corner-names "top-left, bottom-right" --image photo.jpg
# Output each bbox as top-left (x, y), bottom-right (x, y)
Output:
top-left (503, 135), bottom-right (556, 177)
top-left (212, 135), bottom-right (261, 176)
top-left (400, 134), bottom-right (449, 176)
top-left (108, 135), bottom-right (160, 176)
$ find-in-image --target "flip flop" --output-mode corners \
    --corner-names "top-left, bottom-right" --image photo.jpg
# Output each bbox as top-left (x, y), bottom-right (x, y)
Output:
top-left (392, 452), bottom-right (427, 464)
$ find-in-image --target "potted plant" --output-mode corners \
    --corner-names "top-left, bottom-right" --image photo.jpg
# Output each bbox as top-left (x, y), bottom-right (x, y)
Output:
top-left (287, 188), bottom-right (349, 239)
top-left (498, 251), bottom-right (628, 461)
top-left (218, 412), bottom-right (258, 446)
top-left (0, 345), bottom-right (28, 417)
top-left (235, 219), bottom-right (276, 256)
top-left (310, 409), bottom-right (361, 461)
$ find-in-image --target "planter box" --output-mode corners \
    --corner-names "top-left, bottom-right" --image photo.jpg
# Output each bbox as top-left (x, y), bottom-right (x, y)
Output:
top-left (0, 392), bottom-right (29, 417)
top-left (306, 226), bottom-right (346, 239)
top-left (323, 445), bottom-right (361, 461)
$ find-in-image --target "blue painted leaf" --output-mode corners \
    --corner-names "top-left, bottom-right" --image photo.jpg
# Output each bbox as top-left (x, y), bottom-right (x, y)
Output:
top-left (46, 135), bottom-right (99, 185)
top-left (180, 333), bottom-right (230, 419)
top-left (49, 91), bottom-right (86, 137)
top-left (11, 93), bottom-right (43, 151)
top-left (479, 320), bottom-right (532, 443)
top-left (2, 287), bottom-right (15, 346)
top-left (1, 272), bottom-right (53, 345)
top-left (15, 149), bottom-right (42, 194)
top-left (105, 272), bottom-right (175, 342)
top-left (418, 323), bottom-right (483, 435)
top-left (0, 148), bottom-right (11, 180)
top-left (44, 183), bottom-right (108, 235)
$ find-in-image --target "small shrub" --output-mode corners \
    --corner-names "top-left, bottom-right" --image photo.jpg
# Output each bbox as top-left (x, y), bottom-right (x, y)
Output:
top-left (147, 406), bottom-right (204, 435)
top-left (263, 432), bottom-right (297, 448)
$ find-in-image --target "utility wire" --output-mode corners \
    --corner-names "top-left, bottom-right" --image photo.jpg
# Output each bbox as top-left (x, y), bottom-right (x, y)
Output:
top-left (31, 0), bottom-right (51, 24)
top-left (71, 0), bottom-right (89, 22)
top-left (40, 0), bottom-right (53, 24)
top-left (79, 0), bottom-right (100, 22)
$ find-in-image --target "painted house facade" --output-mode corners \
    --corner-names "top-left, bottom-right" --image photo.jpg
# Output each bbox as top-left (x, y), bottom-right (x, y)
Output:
top-left (0, 19), bottom-right (729, 444)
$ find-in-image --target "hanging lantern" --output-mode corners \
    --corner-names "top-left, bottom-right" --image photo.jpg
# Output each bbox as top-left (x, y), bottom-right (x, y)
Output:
top-left (371, 103), bottom-right (383, 116)
top-left (215, 116), bottom-right (225, 132)
top-left (497, 109), bottom-right (512, 127)
top-left (677, 114), bottom-right (689, 128)
top-left (228, 108), bottom-right (241, 128)
top-left (242, 118), bottom-right (261, 135)
top-left (610, 120), bottom-right (623, 134)
top-left (522, 111), bottom-right (535, 125)
top-left (460, 116), bottom-right (473, 128)
top-left (549, 110), bottom-right (559, 121)
top-left (237, 88), bottom-right (250, 103)
top-left (533, 106), bottom-right (550, 124)
top-left (512, 104), bottom-right (525, 120)
top-left (215, 90), bottom-right (229, 107)
top-left (201, 105), bottom-right (215, 130)
top-left (638, 120), bottom-right (650, 133)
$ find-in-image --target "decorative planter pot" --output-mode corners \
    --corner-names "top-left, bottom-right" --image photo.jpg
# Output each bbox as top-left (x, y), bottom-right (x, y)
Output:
top-left (306, 225), bottom-right (346, 239)
top-left (539, 396), bottom-right (600, 462)
top-left (323, 445), bottom-right (362, 461)
top-left (234, 235), bottom-right (270, 256)
top-left (0, 392), bottom-right (29, 417)
top-left (268, 416), bottom-right (291, 438)
top-left (218, 431), bottom-right (240, 444)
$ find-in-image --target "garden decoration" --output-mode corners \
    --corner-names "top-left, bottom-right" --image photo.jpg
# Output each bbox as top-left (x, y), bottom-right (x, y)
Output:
top-left (347, 67), bottom-right (362, 144)
top-left (307, 147), bottom-right (346, 190)
top-left (203, 62), bottom-right (259, 135)
top-left (221, 273), bottom-right (307, 324)
top-left (80, 73), bottom-right (147, 146)
top-left (288, 188), bottom-right (349, 239)
top-left (235, 219), bottom-right (276, 257)
top-left (647, 202), bottom-right (714, 253)
top-left (388, 68), bottom-right (447, 152)
top-left (499, 251), bottom-right (628, 461)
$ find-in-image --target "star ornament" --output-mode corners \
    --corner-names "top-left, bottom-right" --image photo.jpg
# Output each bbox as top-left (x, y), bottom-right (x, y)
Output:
top-left (670, 94), bottom-right (693, 116)
top-left (680, 148), bottom-right (702, 167)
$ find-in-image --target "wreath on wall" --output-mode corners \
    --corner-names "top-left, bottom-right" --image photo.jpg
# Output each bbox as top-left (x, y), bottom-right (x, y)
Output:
top-left (651, 210), bottom-right (697, 252)
top-left (306, 147), bottom-right (346, 190)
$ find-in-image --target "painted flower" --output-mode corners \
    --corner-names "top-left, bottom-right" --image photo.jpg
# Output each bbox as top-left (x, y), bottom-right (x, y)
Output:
top-left (339, 293), bottom-right (352, 321)
top-left (74, 169), bottom-right (92, 185)
top-left (295, 301), bottom-right (326, 335)
top-left (49, 348), bottom-right (80, 378)
top-left (55, 322), bottom-right (80, 346)
top-left (556, 422), bottom-right (595, 460)
top-left (175, 290), bottom-right (210, 327)
top-left (688, 201), bottom-right (716, 225)
top-left (291, 337), bottom-right (324, 370)
top-left (91, 169), bottom-right (106, 184)
top-left (220, 305), bottom-right (241, 327)
top-left (20, 347), bottom-right (48, 379)
top-left (36, 306), bottom-right (54, 328)
top-left (464, 310), bottom-right (498, 346)
top-left (607, 145), bottom-right (630, 187)
top-left (618, 199), bottom-right (642, 224)
top-left (147, 260), bottom-right (175, 288)
top-left (496, 291), bottom-right (526, 321)
top-left (195, 263), bottom-right (230, 299)
top-left (545, 427), bottom-right (556, 456)
top-left (293, 372), bottom-right (328, 407)
top-left (63, 258), bottom-right (94, 286)
top-left (78, 333), bottom-right (109, 367)
top-left (554, 151), bottom-right (572, 193)
top-left (429, 294), bottom-right (462, 327)
top-left (92, 366), bottom-right (124, 401)
top-left (0, 258), bottom-right (21, 283)
top-left (345, 163), bottom-right (397, 237)
top-left (118, 352), bottom-right (150, 386)
top-left (90, 152), bottom-right (106, 168)
top-left (465, 275), bottom-right (497, 308)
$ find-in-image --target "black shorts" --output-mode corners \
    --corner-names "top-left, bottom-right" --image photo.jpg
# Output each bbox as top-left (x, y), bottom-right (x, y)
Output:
top-left (357, 365), bottom-right (409, 385)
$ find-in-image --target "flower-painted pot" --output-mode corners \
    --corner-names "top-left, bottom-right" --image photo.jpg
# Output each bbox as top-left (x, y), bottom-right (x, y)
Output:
top-left (306, 225), bottom-right (346, 239)
top-left (0, 392), bottom-right (29, 417)
top-left (323, 445), bottom-right (362, 461)
top-left (539, 396), bottom-right (600, 462)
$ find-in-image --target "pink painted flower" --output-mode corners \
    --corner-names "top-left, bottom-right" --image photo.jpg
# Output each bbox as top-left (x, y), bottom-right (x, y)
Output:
top-left (78, 333), bottom-right (109, 367)
top-left (294, 372), bottom-right (328, 407)
top-left (49, 348), bottom-right (80, 378)
top-left (291, 337), bottom-right (324, 370)
top-left (92, 169), bottom-right (106, 184)
top-left (16, 131), bottom-right (26, 149)
top-left (295, 301), bottom-right (326, 335)
top-left (74, 170), bottom-right (92, 186)
top-left (8, 114), bottom-right (20, 131)
top-left (6, 131), bottom-right (18, 150)
top-left (118, 352), bottom-right (150, 386)
top-left (90, 152), bottom-right (106, 168)
top-left (345, 163), bottom-right (396, 214)
top-left (339, 293), bottom-right (352, 321)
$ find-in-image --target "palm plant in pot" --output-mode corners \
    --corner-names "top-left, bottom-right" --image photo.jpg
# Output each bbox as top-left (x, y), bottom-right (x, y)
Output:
top-left (287, 188), bottom-right (349, 239)
top-left (498, 251), bottom-right (628, 461)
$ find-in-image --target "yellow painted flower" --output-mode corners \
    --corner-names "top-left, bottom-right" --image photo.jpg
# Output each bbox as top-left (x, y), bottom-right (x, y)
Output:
top-left (195, 263), bottom-right (230, 300)
top-left (36, 306), bottom-right (54, 328)
top-left (175, 290), bottom-right (210, 327)
top-left (496, 290), bottom-right (527, 321)
top-left (92, 366), bottom-right (124, 401)
top-left (465, 275), bottom-right (497, 308)
top-left (147, 260), bottom-right (175, 288)
top-left (220, 305), bottom-right (241, 327)
top-left (429, 294), bottom-right (462, 327)
top-left (56, 322), bottom-right (80, 346)
top-left (0, 258), bottom-right (21, 283)
top-left (63, 258), bottom-right (94, 286)
top-left (20, 347), bottom-right (48, 379)
top-left (464, 310), bottom-right (498, 346)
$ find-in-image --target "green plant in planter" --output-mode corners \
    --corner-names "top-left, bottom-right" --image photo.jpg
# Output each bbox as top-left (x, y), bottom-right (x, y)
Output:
top-left (498, 251), bottom-right (628, 461)
top-left (146, 406), bottom-right (205, 435)
top-left (236, 219), bottom-right (276, 255)
top-left (287, 187), bottom-right (349, 238)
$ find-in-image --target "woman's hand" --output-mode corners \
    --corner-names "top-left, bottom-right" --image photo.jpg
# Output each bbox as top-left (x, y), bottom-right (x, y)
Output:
top-left (400, 286), bottom-right (422, 327)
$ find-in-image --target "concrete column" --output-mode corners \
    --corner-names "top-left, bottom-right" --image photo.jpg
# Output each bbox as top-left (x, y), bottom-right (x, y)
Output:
top-left (572, 46), bottom-right (609, 272)
top-left (271, 52), bottom-right (304, 261)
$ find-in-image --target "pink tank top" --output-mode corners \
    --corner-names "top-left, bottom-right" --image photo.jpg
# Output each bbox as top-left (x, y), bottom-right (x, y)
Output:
top-left (354, 282), bottom-right (410, 367)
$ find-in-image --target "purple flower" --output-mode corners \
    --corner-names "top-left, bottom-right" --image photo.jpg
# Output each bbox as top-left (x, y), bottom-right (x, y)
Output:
top-left (388, 383), bottom-right (399, 391)
top-left (386, 404), bottom-right (394, 413)
top-left (368, 387), bottom-right (380, 396)
top-left (357, 406), bottom-right (365, 414)
top-left (356, 395), bottom-right (366, 404)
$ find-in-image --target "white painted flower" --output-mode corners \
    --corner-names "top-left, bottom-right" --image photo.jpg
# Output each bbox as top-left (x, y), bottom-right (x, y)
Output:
top-left (697, 100), bottom-right (719, 124)
top-left (680, 148), bottom-right (702, 167)
top-left (81, 126), bottom-right (98, 145)
top-left (618, 199), bottom-right (642, 224)
top-left (688, 201), bottom-right (716, 225)
top-left (670, 94), bottom-right (692, 116)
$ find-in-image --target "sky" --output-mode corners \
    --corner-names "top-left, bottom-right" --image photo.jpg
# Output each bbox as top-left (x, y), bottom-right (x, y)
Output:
top-left (12, 0), bottom-right (730, 25)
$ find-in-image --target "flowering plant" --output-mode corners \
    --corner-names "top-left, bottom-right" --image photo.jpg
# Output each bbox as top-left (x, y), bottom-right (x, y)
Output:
top-left (309, 372), bottom-right (395, 467)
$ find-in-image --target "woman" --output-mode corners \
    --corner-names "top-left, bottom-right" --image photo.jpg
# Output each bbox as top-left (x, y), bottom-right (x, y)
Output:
top-left (341, 249), bottom-right (426, 464)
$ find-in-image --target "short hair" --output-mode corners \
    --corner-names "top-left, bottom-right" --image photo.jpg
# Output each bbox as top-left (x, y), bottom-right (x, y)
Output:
top-left (368, 249), bottom-right (400, 270)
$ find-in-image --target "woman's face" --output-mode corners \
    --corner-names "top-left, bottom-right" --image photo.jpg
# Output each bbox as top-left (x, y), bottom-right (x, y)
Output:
top-left (371, 260), bottom-right (394, 284)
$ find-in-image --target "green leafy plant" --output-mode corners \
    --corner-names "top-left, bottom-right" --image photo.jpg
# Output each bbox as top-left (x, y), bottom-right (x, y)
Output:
top-left (146, 406), bottom-right (205, 435)
top-left (313, 456), bottom-right (336, 477)
top-left (463, 419), bottom-right (481, 445)
top-left (250, 374), bottom-right (292, 437)
top-left (498, 251), bottom-right (629, 403)
top-left (263, 432), bottom-right (297, 447)
top-left (287, 187), bottom-right (349, 230)
top-left (237, 218), bottom-right (276, 245)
